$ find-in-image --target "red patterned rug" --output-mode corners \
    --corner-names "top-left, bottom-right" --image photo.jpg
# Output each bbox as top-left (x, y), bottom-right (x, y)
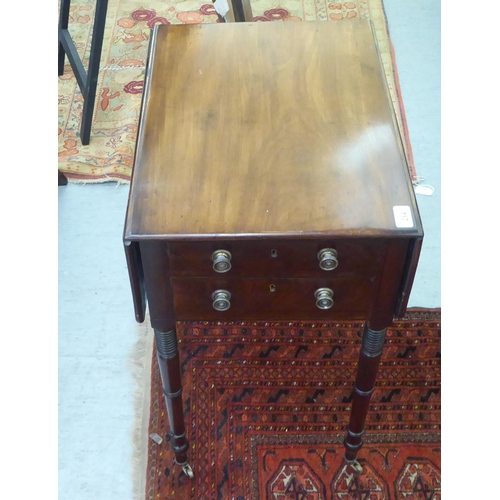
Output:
top-left (145, 309), bottom-right (440, 499)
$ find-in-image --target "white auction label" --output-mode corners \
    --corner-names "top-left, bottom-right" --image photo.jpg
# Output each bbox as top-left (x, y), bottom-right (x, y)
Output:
top-left (393, 206), bottom-right (414, 228)
top-left (213, 0), bottom-right (230, 17)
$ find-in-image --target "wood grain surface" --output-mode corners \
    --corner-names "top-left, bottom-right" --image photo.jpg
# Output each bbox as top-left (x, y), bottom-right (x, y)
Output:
top-left (167, 238), bottom-right (386, 279)
top-left (125, 20), bottom-right (422, 239)
top-left (171, 276), bottom-right (376, 321)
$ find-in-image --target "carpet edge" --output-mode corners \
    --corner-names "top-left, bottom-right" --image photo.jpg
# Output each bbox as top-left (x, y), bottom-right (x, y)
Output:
top-left (129, 312), bottom-right (154, 500)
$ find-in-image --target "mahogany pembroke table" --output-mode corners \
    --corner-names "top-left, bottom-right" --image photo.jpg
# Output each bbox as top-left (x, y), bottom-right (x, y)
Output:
top-left (124, 20), bottom-right (423, 478)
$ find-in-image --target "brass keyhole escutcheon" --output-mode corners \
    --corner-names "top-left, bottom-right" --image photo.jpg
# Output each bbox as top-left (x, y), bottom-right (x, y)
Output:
top-left (269, 284), bottom-right (276, 292)
top-left (271, 249), bottom-right (278, 258)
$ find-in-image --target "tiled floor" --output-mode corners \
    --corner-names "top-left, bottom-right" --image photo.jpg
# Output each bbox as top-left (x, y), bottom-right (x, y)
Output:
top-left (58, 3), bottom-right (440, 499)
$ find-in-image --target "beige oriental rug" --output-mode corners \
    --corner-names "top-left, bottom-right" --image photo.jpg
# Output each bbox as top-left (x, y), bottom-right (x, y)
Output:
top-left (58, 0), bottom-right (417, 183)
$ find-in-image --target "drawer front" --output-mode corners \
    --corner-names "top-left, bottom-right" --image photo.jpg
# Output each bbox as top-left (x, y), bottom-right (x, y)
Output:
top-left (171, 277), bottom-right (376, 321)
top-left (168, 239), bottom-right (386, 279)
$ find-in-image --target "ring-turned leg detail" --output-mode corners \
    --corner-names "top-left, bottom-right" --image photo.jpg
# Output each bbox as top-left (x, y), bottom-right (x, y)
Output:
top-left (154, 328), bottom-right (193, 477)
top-left (344, 324), bottom-right (387, 467)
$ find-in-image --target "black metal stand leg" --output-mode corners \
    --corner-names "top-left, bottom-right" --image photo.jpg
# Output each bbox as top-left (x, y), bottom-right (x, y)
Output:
top-left (80, 0), bottom-right (109, 145)
top-left (58, 0), bottom-right (71, 76)
top-left (58, 42), bottom-right (65, 76)
top-left (58, 170), bottom-right (68, 186)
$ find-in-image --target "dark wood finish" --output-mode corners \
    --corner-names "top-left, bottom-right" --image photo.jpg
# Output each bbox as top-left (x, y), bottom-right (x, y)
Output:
top-left (58, 0), bottom-right (109, 145)
top-left (140, 240), bottom-right (190, 465)
top-left (167, 239), bottom-right (386, 279)
top-left (139, 241), bottom-right (175, 332)
top-left (172, 277), bottom-right (376, 320)
top-left (344, 325), bottom-right (387, 461)
top-left (369, 238), bottom-right (410, 329)
top-left (154, 328), bottom-right (189, 466)
top-left (123, 241), bottom-right (146, 322)
top-left (395, 237), bottom-right (423, 317)
top-left (124, 21), bottom-right (421, 240)
top-left (123, 20), bottom-right (423, 475)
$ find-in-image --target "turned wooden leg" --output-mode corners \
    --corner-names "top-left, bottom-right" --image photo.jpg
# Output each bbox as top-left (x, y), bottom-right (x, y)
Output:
top-left (344, 323), bottom-right (387, 468)
top-left (154, 328), bottom-right (194, 478)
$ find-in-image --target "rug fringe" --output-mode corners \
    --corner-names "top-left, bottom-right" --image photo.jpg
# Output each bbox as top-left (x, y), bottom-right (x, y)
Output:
top-left (60, 176), bottom-right (131, 185)
top-left (129, 311), bottom-right (154, 500)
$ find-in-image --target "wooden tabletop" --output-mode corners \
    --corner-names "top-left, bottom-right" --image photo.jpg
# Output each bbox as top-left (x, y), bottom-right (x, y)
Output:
top-left (125, 20), bottom-right (422, 240)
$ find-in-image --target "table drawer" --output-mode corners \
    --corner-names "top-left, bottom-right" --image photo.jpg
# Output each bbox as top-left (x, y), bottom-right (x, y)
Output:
top-left (171, 277), bottom-right (376, 321)
top-left (168, 239), bottom-right (385, 279)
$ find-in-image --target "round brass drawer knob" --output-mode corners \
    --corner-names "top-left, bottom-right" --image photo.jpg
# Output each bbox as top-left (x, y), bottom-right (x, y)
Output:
top-left (317, 248), bottom-right (338, 271)
top-left (315, 288), bottom-right (334, 310)
top-left (212, 250), bottom-right (232, 273)
top-left (212, 289), bottom-right (231, 311)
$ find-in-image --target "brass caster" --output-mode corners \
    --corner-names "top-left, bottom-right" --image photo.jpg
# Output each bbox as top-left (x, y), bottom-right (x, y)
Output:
top-left (349, 460), bottom-right (363, 474)
top-left (181, 463), bottom-right (194, 479)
